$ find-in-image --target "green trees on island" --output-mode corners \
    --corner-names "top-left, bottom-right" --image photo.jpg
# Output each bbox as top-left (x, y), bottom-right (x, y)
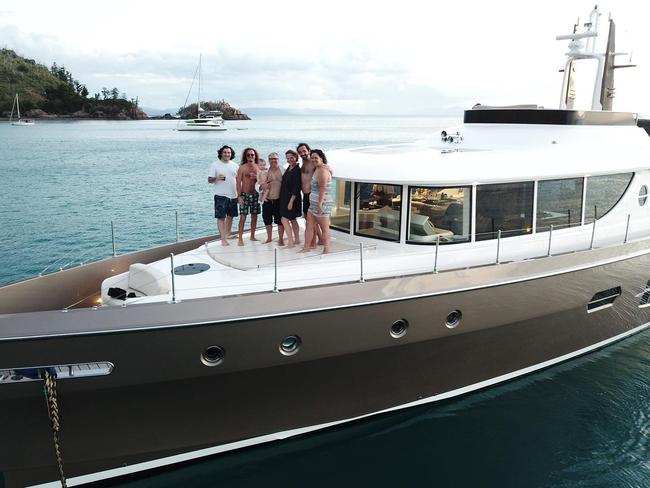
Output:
top-left (0, 49), bottom-right (145, 119)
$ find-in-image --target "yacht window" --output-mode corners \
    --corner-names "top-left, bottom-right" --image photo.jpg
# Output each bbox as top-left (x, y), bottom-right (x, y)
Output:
top-left (331, 180), bottom-right (352, 232)
top-left (537, 178), bottom-right (583, 232)
top-left (355, 183), bottom-right (402, 242)
top-left (408, 186), bottom-right (471, 244)
top-left (476, 182), bottom-right (534, 241)
top-left (639, 185), bottom-right (648, 207)
top-left (584, 173), bottom-right (634, 223)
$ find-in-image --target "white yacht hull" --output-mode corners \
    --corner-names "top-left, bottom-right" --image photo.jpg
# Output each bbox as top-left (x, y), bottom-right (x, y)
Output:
top-left (176, 121), bottom-right (227, 131)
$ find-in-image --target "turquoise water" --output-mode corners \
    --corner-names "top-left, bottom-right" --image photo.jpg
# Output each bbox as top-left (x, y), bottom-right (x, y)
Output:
top-left (1, 117), bottom-right (648, 487)
top-left (0, 116), bottom-right (455, 285)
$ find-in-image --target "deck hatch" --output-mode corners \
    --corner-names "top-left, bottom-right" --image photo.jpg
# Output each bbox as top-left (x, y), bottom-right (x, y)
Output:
top-left (587, 286), bottom-right (622, 313)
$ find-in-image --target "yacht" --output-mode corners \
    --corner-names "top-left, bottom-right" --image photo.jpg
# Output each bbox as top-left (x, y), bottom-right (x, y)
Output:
top-left (176, 108), bottom-right (227, 131)
top-left (1, 7), bottom-right (649, 487)
top-left (9, 93), bottom-right (35, 126)
top-left (176, 54), bottom-right (227, 132)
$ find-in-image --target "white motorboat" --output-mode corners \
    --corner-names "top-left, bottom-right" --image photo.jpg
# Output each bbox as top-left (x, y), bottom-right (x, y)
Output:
top-left (9, 93), bottom-right (35, 126)
top-left (1, 7), bottom-right (649, 488)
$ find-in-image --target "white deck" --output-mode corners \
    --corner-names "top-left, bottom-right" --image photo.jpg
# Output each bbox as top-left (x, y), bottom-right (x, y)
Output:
top-left (101, 208), bottom-right (650, 307)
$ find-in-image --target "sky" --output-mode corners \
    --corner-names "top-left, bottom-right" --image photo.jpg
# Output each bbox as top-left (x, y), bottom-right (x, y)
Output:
top-left (1, 0), bottom-right (648, 115)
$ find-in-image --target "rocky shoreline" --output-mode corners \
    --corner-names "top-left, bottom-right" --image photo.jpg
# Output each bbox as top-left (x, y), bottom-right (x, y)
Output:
top-left (2, 106), bottom-right (251, 121)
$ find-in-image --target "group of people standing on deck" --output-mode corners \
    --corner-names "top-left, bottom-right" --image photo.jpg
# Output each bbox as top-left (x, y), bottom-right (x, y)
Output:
top-left (208, 143), bottom-right (334, 254)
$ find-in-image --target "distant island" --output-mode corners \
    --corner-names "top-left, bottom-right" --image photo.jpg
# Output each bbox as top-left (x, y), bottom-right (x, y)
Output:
top-left (0, 49), bottom-right (250, 121)
top-left (151, 100), bottom-right (250, 121)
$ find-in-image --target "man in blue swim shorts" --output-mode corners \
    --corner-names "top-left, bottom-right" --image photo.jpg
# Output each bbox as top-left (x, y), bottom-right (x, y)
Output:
top-left (208, 145), bottom-right (239, 246)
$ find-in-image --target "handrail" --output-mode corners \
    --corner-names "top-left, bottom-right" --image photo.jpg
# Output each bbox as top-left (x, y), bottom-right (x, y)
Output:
top-left (11, 211), bottom-right (650, 310)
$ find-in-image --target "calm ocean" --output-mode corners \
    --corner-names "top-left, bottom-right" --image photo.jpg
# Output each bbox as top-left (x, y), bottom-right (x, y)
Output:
top-left (1, 117), bottom-right (648, 487)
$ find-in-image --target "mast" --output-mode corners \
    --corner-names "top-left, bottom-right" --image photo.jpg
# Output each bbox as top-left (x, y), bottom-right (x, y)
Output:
top-left (16, 94), bottom-right (21, 120)
top-left (9, 94), bottom-right (16, 122)
top-left (556, 6), bottom-right (635, 111)
top-left (197, 54), bottom-right (202, 117)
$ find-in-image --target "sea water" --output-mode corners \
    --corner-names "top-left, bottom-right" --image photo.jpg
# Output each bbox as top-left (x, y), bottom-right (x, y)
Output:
top-left (0, 117), bottom-right (648, 487)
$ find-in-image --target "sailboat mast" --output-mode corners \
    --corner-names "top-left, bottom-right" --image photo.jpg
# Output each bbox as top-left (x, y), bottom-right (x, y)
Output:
top-left (16, 94), bottom-right (21, 120)
top-left (197, 54), bottom-right (201, 117)
top-left (9, 94), bottom-right (16, 122)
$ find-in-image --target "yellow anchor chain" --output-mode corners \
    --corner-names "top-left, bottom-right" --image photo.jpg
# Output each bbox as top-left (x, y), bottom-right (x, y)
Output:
top-left (43, 369), bottom-right (67, 488)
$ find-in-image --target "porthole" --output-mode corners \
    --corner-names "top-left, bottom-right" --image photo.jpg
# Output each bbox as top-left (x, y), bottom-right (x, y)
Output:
top-left (445, 310), bottom-right (462, 328)
top-left (390, 319), bottom-right (409, 338)
top-left (639, 185), bottom-right (648, 207)
top-left (201, 345), bottom-right (225, 366)
top-left (279, 335), bottom-right (301, 356)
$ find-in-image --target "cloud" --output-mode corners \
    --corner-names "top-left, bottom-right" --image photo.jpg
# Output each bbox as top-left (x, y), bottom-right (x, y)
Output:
top-left (2, 1), bottom-right (649, 114)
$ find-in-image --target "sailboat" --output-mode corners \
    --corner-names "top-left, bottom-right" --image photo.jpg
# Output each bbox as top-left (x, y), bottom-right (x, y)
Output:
top-left (176, 55), bottom-right (227, 131)
top-left (9, 94), bottom-right (35, 126)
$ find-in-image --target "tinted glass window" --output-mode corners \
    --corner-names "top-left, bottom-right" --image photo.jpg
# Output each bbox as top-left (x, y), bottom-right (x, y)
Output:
top-left (355, 183), bottom-right (402, 241)
top-left (331, 180), bottom-right (351, 232)
top-left (537, 178), bottom-right (583, 232)
top-left (408, 186), bottom-right (471, 243)
top-left (476, 182), bottom-right (534, 241)
top-left (585, 173), bottom-right (633, 223)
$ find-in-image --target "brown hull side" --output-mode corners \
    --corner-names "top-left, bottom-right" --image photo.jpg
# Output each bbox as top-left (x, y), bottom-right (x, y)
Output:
top-left (1, 253), bottom-right (649, 486)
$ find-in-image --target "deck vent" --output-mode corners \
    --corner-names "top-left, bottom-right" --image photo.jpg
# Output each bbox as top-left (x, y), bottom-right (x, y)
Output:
top-left (587, 286), bottom-right (622, 313)
top-left (279, 335), bottom-right (301, 356)
top-left (445, 310), bottom-right (463, 328)
top-left (639, 280), bottom-right (650, 308)
top-left (201, 345), bottom-right (225, 366)
top-left (390, 319), bottom-right (409, 338)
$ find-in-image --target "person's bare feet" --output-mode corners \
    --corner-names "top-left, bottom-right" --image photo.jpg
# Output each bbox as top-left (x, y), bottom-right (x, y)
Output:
top-left (238, 240), bottom-right (244, 246)
top-left (298, 247), bottom-right (313, 253)
top-left (250, 237), bottom-right (258, 241)
top-left (321, 248), bottom-right (330, 255)
top-left (277, 241), bottom-right (285, 247)
top-left (221, 240), bottom-right (230, 246)
top-left (263, 238), bottom-right (272, 244)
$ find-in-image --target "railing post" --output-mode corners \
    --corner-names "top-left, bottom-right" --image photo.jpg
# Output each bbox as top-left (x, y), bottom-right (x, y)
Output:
top-left (496, 230), bottom-right (501, 264)
top-left (590, 220), bottom-right (596, 250)
top-left (111, 220), bottom-right (116, 257)
top-left (547, 225), bottom-right (553, 256)
top-left (273, 248), bottom-right (279, 292)
top-left (359, 243), bottom-right (365, 283)
top-left (624, 214), bottom-right (630, 243)
top-left (434, 235), bottom-right (440, 273)
top-left (170, 253), bottom-right (178, 303)
top-left (175, 210), bottom-right (180, 243)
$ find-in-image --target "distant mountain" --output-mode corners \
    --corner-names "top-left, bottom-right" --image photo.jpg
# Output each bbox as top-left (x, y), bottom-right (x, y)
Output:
top-left (141, 106), bottom-right (180, 117)
top-left (242, 107), bottom-right (346, 116)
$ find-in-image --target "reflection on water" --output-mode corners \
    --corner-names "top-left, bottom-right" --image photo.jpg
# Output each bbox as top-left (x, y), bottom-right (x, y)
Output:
top-left (115, 329), bottom-right (650, 488)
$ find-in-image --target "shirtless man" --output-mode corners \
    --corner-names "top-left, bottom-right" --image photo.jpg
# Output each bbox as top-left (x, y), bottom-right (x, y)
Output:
top-left (236, 147), bottom-right (261, 246)
top-left (298, 142), bottom-right (321, 246)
